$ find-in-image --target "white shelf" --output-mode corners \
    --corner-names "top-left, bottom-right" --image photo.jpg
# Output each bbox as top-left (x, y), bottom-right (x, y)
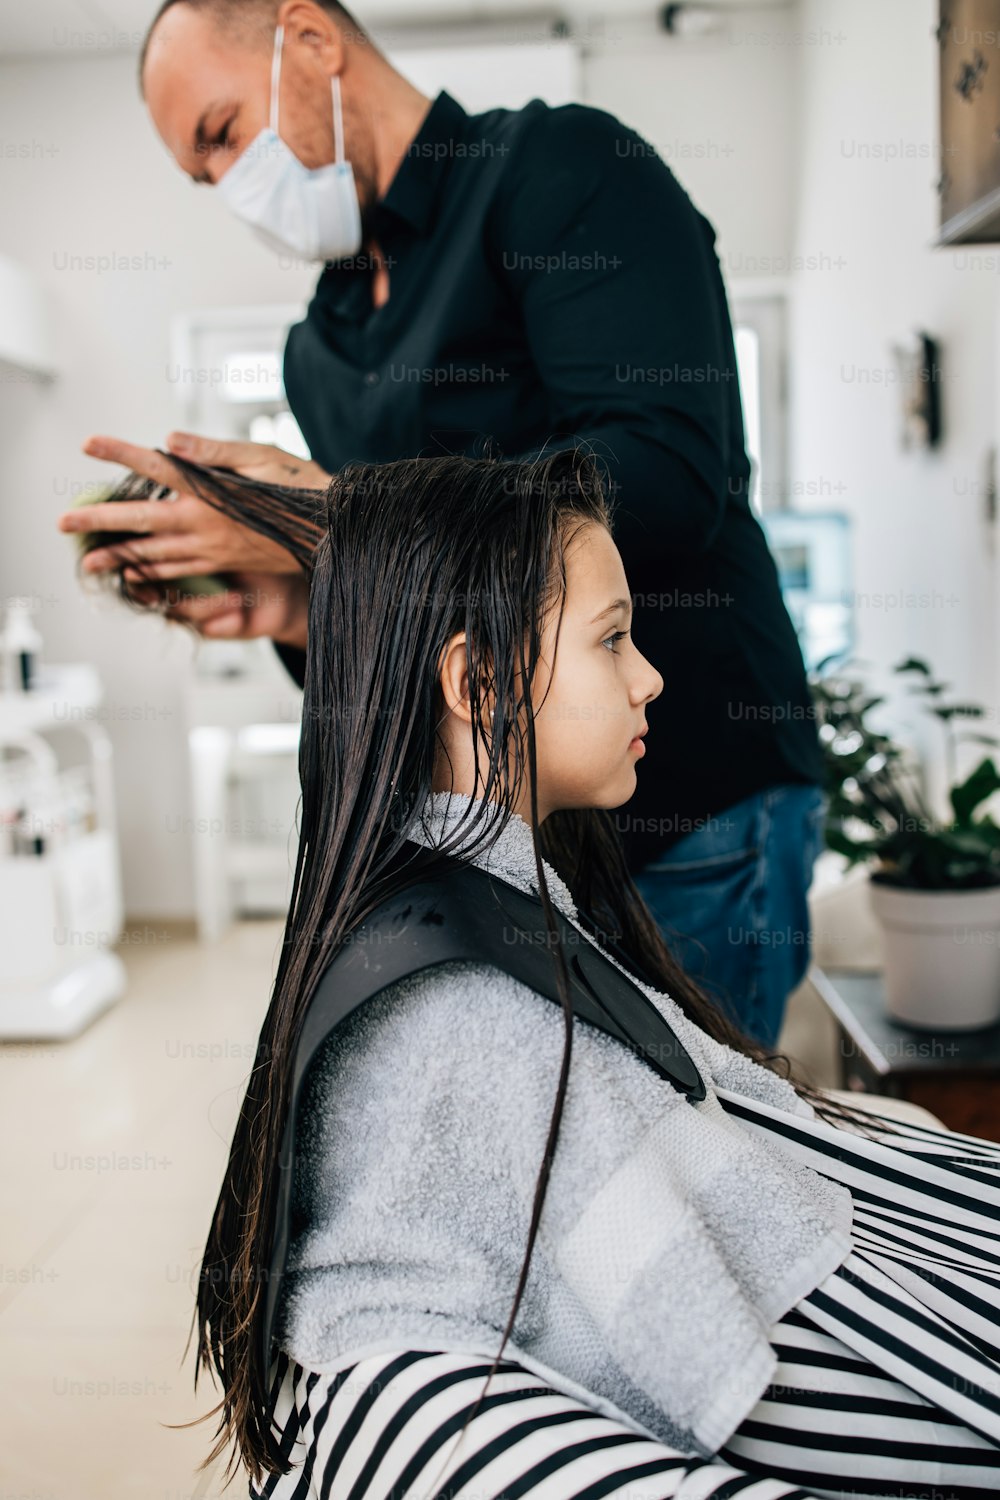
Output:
top-left (0, 663), bottom-right (125, 1041)
top-left (0, 663), bottom-right (103, 733)
top-left (0, 952), bottom-right (126, 1041)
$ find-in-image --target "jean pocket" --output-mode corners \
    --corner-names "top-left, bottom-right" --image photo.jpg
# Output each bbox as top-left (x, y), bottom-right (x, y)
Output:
top-left (641, 794), bottom-right (762, 880)
top-left (643, 842), bottom-right (760, 881)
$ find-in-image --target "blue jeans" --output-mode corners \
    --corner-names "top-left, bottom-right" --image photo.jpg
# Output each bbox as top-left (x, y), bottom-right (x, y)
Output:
top-left (632, 783), bottom-right (827, 1051)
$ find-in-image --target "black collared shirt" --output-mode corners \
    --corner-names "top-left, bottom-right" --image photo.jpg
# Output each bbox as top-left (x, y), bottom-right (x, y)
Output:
top-left (278, 88), bottom-right (824, 873)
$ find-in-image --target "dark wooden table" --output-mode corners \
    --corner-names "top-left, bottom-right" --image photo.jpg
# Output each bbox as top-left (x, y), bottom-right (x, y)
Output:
top-left (809, 966), bottom-right (1000, 1141)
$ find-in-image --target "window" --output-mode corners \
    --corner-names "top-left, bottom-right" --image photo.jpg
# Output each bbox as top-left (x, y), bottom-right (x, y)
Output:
top-left (731, 292), bottom-right (787, 513)
top-left (729, 289), bottom-right (853, 667)
top-left (170, 303), bottom-right (307, 448)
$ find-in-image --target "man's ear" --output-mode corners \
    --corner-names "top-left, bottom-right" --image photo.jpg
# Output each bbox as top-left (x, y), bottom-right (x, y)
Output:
top-left (278, 0), bottom-right (345, 73)
top-left (436, 631), bottom-right (473, 728)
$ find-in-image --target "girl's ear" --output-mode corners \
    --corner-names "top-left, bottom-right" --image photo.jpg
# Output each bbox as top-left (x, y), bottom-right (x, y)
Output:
top-left (435, 630), bottom-right (473, 727)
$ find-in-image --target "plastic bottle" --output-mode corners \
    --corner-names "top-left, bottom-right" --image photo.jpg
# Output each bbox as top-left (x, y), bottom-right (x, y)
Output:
top-left (1, 599), bottom-right (43, 692)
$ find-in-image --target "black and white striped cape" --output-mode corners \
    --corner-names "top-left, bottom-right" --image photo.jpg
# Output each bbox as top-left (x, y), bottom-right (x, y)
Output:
top-left (249, 1089), bottom-right (1000, 1500)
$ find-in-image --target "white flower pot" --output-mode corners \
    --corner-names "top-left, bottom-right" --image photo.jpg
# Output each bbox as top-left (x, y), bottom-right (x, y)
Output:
top-left (868, 879), bottom-right (1000, 1030)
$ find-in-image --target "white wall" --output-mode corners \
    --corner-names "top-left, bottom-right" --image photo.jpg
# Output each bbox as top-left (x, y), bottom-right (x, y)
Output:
top-left (0, 53), bottom-right (315, 916)
top-left (581, 10), bottom-right (797, 275)
top-left (0, 11), bottom-right (797, 917)
top-left (787, 0), bottom-right (1000, 807)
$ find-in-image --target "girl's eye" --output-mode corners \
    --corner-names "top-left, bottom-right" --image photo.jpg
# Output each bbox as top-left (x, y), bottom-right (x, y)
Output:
top-left (602, 630), bottom-right (629, 654)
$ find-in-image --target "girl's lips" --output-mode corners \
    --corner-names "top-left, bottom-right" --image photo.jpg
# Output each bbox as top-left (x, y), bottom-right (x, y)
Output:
top-left (629, 735), bottom-right (646, 756)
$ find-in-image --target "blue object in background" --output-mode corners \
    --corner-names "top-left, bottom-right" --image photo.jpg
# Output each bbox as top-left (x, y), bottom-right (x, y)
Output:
top-left (758, 510), bottom-right (854, 671)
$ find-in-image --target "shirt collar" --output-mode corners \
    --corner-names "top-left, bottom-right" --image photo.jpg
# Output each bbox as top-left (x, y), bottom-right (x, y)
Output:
top-left (375, 88), bottom-right (469, 238)
top-left (403, 789), bottom-right (578, 921)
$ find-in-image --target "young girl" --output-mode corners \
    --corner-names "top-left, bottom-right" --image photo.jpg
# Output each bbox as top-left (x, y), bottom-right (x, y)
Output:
top-left (83, 445), bottom-right (1000, 1499)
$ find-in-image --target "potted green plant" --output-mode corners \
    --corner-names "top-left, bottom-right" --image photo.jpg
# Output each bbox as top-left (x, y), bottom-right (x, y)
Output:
top-left (809, 655), bottom-right (1000, 1030)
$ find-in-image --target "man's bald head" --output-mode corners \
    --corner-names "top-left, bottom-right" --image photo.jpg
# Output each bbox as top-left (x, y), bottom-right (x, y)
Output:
top-left (139, 0), bottom-right (367, 86)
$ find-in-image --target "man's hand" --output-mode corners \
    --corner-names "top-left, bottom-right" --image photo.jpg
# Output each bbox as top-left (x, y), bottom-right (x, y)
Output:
top-left (130, 569), bottom-right (309, 650)
top-left (57, 432), bottom-right (331, 581)
top-left (162, 430), bottom-right (331, 490)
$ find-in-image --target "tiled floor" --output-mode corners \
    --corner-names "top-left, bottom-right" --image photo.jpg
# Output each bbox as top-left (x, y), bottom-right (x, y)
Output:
top-left (0, 918), bottom-right (838, 1500)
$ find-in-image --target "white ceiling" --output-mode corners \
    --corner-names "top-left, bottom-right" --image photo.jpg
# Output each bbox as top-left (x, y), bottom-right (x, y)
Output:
top-left (1, 0), bottom-right (795, 59)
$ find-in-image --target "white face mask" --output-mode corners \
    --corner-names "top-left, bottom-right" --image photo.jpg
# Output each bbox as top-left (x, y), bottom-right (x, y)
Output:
top-left (216, 24), bottom-right (363, 263)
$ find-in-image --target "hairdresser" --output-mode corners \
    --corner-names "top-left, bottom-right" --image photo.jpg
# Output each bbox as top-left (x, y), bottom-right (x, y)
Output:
top-left (59, 0), bottom-right (825, 1048)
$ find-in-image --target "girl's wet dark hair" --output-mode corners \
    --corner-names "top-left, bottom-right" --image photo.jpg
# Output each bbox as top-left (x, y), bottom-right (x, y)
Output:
top-left (86, 445), bottom-right (895, 1486)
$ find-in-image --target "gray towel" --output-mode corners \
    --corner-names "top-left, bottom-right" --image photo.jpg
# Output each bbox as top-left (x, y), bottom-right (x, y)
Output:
top-left (278, 791), bottom-right (854, 1456)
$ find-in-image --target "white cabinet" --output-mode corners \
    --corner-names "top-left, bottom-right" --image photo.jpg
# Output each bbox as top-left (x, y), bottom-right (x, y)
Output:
top-left (0, 665), bottom-right (126, 1038)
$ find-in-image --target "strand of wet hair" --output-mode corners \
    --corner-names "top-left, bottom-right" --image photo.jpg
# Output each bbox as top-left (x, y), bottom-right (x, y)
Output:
top-left (77, 452), bottom-right (329, 580)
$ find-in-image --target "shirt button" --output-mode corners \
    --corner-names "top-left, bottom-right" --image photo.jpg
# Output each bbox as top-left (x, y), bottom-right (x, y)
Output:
top-left (363, 370), bottom-right (380, 386)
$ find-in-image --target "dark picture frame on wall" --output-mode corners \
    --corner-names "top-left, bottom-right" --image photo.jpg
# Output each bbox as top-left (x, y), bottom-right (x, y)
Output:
top-left (937, 0), bottom-right (1000, 243)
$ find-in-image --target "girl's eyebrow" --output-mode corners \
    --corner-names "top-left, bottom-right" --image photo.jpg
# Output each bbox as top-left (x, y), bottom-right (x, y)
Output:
top-left (589, 597), bottom-right (631, 624)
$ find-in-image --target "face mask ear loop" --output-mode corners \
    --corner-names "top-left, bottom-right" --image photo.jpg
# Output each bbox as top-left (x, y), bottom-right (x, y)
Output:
top-left (332, 74), bottom-right (346, 164)
top-left (270, 24), bottom-right (285, 136)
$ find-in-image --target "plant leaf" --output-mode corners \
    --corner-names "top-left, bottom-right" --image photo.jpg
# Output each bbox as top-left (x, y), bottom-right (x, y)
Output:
top-left (950, 757), bottom-right (1000, 827)
top-left (894, 657), bottom-right (932, 675)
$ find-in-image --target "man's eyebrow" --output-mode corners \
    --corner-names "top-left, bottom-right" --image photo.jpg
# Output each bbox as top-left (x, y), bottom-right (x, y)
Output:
top-left (588, 597), bottom-right (632, 624)
top-left (190, 102), bottom-right (227, 183)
